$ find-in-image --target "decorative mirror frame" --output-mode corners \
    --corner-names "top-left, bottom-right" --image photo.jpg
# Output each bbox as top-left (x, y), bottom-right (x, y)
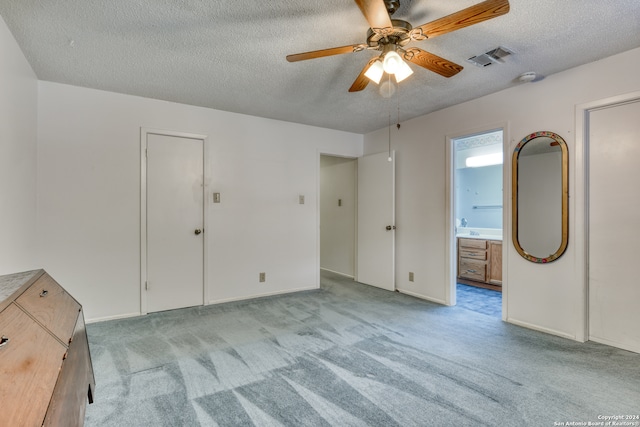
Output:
top-left (512, 131), bottom-right (569, 263)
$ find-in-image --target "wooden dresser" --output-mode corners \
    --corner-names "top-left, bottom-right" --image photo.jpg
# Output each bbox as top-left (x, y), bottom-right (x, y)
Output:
top-left (0, 269), bottom-right (95, 427)
top-left (457, 237), bottom-right (502, 290)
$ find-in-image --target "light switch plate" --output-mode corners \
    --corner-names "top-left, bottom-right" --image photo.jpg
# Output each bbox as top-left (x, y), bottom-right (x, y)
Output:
top-left (213, 192), bottom-right (221, 203)
top-left (299, 195), bottom-right (305, 204)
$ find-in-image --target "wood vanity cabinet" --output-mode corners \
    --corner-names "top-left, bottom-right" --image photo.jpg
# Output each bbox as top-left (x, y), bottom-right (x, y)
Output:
top-left (0, 269), bottom-right (95, 427)
top-left (458, 238), bottom-right (502, 289)
top-left (458, 238), bottom-right (488, 282)
top-left (488, 241), bottom-right (503, 285)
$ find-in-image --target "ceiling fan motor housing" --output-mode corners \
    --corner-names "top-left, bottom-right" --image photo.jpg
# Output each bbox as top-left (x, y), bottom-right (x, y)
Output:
top-left (367, 19), bottom-right (413, 49)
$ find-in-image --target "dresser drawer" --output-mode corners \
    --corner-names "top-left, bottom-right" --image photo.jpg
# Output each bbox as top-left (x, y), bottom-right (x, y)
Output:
top-left (0, 303), bottom-right (68, 427)
top-left (459, 248), bottom-right (487, 260)
top-left (16, 274), bottom-right (81, 344)
top-left (458, 238), bottom-right (487, 249)
top-left (459, 259), bottom-right (487, 282)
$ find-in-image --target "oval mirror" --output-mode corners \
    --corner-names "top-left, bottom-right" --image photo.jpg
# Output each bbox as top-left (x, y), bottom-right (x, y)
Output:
top-left (512, 131), bottom-right (568, 263)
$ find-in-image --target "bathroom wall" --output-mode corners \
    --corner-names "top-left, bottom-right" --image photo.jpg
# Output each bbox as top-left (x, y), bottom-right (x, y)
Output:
top-left (456, 164), bottom-right (502, 229)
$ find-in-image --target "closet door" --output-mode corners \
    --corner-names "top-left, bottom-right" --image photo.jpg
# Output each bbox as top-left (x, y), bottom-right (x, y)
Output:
top-left (145, 132), bottom-right (205, 313)
top-left (357, 151), bottom-right (395, 291)
top-left (588, 98), bottom-right (640, 353)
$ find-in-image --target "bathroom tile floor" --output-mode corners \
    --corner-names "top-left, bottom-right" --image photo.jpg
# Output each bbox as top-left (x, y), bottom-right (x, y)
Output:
top-left (456, 283), bottom-right (502, 317)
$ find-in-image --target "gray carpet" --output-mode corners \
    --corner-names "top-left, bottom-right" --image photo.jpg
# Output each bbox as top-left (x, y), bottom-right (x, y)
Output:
top-left (85, 271), bottom-right (639, 426)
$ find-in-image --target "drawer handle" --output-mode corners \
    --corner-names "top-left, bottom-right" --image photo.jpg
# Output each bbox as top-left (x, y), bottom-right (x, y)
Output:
top-left (0, 336), bottom-right (8, 349)
top-left (40, 289), bottom-right (49, 297)
top-left (467, 269), bottom-right (477, 273)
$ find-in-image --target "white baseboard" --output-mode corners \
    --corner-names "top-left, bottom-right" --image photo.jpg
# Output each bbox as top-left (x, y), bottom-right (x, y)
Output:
top-left (506, 317), bottom-right (576, 340)
top-left (320, 268), bottom-right (354, 279)
top-left (86, 311), bottom-right (141, 324)
top-left (397, 288), bottom-right (447, 305)
top-left (589, 336), bottom-right (640, 354)
top-left (207, 285), bottom-right (319, 306)
top-left (86, 286), bottom-right (321, 323)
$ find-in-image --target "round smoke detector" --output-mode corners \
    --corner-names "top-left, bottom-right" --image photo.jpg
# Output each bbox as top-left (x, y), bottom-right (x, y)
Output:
top-left (518, 71), bottom-right (537, 83)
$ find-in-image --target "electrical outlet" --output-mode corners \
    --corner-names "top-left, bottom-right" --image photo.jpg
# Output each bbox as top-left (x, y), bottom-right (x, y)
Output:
top-left (299, 195), bottom-right (305, 204)
top-left (409, 272), bottom-right (414, 282)
top-left (259, 272), bottom-right (266, 282)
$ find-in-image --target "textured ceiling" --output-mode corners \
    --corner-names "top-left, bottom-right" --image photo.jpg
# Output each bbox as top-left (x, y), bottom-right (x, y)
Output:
top-left (1, 0), bottom-right (639, 134)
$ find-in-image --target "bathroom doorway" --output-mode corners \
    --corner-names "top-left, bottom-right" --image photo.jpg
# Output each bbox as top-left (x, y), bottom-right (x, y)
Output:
top-left (319, 154), bottom-right (357, 279)
top-left (450, 128), bottom-right (504, 317)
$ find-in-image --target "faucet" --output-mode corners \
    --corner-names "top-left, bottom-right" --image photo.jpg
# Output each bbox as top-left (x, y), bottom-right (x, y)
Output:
top-left (460, 218), bottom-right (467, 227)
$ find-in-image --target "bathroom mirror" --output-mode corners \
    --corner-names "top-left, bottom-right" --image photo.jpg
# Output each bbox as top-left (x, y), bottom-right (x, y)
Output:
top-left (512, 131), bottom-right (568, 263)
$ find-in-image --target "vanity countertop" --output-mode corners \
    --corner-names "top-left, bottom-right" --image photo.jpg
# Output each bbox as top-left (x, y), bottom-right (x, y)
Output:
top-left (456, 228), bottom-right (502, 241)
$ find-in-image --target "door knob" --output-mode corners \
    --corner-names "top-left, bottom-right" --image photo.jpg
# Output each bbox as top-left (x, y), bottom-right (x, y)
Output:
top-left (194, 229), bottom-right (202, 235)
top-left (385, 225), bottom-right (396, 231)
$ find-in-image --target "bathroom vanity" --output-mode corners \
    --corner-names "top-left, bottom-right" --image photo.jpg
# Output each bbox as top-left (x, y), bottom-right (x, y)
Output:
top-left (457, 236), bottom-right (502, 290)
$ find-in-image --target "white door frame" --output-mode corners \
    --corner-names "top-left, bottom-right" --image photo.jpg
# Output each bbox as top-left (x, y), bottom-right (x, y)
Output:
top-left (140, 127), bottom-right (209, 315)
top-left (575, 90), bottom-right (640, 343)
top-left (445, 122), bottom-right (509, 316)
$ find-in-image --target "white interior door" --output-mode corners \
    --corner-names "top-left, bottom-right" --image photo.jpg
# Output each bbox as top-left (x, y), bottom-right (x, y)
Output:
top-left (357, 151), bottom-right (395, 291)
top-left (588, 98), bottom-right (640, 353)
top-left (146, 133), bottom-right (204, 313)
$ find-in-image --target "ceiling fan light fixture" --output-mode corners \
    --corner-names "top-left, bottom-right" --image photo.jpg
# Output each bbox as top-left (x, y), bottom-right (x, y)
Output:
top-left (364, 60), bottom-right (384, 84)
top-left (383, 50), bottom-right (403, 74)
top-left (394, 60), bottom-right (413, 83)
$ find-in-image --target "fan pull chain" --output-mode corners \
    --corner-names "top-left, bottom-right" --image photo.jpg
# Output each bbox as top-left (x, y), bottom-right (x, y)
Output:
top-left (388, 74), bottom-right (392, 162)
top-left (397, 88), bottom-right (401, 131)
top-left (388, 109), bottom-right (392, 162)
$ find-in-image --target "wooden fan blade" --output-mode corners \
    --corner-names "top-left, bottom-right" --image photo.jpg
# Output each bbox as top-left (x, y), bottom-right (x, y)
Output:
top-left (413, 0), bottom-right (510, 40)
top-left (403, 48), bottom-right (463, 78)
top-left (354, 0), bottom-right (393, 33)
top-left (349, 57), bottom-right (379, 92)
top-left (286, 45), bottom-right (365, 62)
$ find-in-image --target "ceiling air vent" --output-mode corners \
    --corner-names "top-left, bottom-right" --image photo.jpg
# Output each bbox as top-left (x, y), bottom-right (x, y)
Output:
top-left (467, 46), bottom-right (513, 67)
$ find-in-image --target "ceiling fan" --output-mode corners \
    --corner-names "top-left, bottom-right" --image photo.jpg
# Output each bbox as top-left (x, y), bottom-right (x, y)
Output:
top-left (286, 0), bottom-right (510, 92)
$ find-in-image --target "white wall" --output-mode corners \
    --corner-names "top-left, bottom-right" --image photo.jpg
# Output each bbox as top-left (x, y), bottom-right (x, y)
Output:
top-left (320, 155), bottom-right (356, 276)
top-left (363, 47), bottom-right (640, 341)
top-left (0, 16), bottom-right (38, 275)
top-left (37, 82), bottom-right (362, 321)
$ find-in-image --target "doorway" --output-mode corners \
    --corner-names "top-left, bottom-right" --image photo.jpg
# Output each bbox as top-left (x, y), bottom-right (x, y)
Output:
top-left (319, 151), bottom-right (396, 292)
top-left (140, 129), bottom-right (207, 314)
top-left (319, 154), bottom-right (357, 278)
top-left (449, 128), bottom-right (504, 317)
